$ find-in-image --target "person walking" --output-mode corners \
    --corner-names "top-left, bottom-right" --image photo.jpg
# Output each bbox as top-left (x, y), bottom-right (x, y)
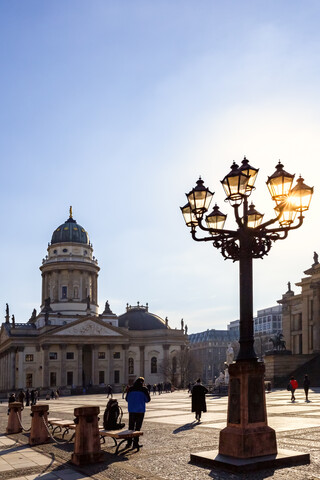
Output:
top-left (289, 376), bottom-right (298, 402)
top-left (191, 378), bottom-right (208, 422)
top-left (303, 374), bottom-right (310, 402)
top-left (106, 384), bottom-right (113, 398)
top-left (125, 377), bottom-right (150, 448)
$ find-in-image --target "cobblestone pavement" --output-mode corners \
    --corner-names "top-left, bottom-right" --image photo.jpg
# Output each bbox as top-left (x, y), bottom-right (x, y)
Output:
top-left (1, 388), bottom-right (320, 480)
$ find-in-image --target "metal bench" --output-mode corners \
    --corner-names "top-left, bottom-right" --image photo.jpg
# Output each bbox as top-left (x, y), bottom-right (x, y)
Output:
top-left (100, 429), bottom-right (143, 454)
top-left (48, 419), bottom-right (76, 438)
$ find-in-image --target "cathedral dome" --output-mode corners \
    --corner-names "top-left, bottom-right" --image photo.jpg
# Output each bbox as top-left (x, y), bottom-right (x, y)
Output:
top-left (51, 208), bottom-right (89, 245)
top-left (118, 304), bottom-right (168, 330)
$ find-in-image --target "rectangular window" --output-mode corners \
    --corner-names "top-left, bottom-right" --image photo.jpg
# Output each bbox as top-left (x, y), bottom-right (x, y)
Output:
top-left (99, 371), bottom-right (105, 384)
top-left (62, 286), bottom-right (67, 299)
top-left (113, 352), bottom-right (120, 359)
top-left (98, 352), bottom-right (105, 359)
top-left (25, 354), bottom-right (34, 362)
top-left (50, 372), bottom-right (56, 387)
top-left (67, 371), bottom-right (73, 386)
top-left (49, 352), bottom-right (58, 360)
top-left (26, 373), bottom-right (33, 388)
top-left (66, 352), bottom-right (74, 360)
top-left (114, 370), bottom-right (120, 383)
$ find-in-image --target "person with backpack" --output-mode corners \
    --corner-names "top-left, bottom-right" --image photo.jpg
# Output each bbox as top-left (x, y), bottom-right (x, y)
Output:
top-left (103, 398), bottom-right (125, 430)
top-left (125, 377), bottom-right (150, 448)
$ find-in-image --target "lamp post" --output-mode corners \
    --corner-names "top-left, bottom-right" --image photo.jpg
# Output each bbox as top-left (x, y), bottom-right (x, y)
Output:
top-left (182, 158), bottom-right (313, 469)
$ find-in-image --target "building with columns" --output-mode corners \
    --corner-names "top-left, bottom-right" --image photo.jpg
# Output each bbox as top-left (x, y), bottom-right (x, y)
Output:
top-left (279, 255), bottom-right (320, 355)
top-left (0, 210), bottom-right (187, 394)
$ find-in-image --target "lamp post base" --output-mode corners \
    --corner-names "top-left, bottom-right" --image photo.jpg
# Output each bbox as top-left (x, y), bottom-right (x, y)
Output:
top-left (219, 360), bottom-right (277, 458)
top-left (190, 449), bottom-right (310, 472)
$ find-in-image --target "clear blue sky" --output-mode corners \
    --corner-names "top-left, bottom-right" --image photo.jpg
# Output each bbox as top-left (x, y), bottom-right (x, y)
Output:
top-left (1, 1), bottom-right (320, 333)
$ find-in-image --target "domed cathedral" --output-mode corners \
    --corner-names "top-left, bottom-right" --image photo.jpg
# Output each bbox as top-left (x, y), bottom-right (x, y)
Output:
top-left (0, 209), bottom-right (187, 394)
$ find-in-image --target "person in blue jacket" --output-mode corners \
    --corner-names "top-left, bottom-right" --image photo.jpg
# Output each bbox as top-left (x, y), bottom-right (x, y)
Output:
top-left (125, 376), bottom-right (151, 447)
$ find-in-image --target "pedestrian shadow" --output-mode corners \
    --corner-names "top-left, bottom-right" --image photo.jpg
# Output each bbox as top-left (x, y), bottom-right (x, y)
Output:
top-left (172, 421), bottom-right (198, 434)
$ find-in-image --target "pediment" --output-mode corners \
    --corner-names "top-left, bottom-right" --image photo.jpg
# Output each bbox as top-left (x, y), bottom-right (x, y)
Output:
top-left (52, 319), bottom-right (123, 337)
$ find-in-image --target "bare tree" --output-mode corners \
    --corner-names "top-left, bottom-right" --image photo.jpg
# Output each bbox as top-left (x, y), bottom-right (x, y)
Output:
top-left (160, 347), bottom-right (202, 388)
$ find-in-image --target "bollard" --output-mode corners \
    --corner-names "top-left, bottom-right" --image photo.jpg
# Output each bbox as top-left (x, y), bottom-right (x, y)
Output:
top-left (29, 403), bottom-right (50, 445)
top-left (6, 402), bottom-right (23, 434)
top-left (71, 405), bottom-right (104, 465)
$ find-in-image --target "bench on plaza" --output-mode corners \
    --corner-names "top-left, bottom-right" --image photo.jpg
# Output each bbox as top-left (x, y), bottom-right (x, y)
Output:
top-left (100, 429), bottom-right (143, 454)
top-left (48, 419), bottom-right (76, 439)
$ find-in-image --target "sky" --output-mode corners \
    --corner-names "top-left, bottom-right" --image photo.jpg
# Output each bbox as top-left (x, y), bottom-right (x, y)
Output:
top-left (1, 0), bottom-right (320, 334)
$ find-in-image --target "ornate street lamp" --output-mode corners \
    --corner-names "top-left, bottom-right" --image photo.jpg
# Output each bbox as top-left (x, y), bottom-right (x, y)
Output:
top-left (182, 158), bottom-right (313, 470)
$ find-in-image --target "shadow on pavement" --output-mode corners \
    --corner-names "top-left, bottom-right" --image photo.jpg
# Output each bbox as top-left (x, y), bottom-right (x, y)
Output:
top-left (173, 421), bottom-right (198, 434)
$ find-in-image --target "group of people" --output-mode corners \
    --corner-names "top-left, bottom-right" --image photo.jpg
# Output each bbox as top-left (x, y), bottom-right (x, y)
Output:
top-left (288, 374), bottom-right (311, 402)
top-left (7, 388), bottom-right (39, 413)
top-left (121, 382), bottom-right (172, 399)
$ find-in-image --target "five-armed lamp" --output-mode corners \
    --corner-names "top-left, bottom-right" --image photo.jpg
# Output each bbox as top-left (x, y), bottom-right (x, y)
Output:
top-left (182, 157), bottom-right (313, 470)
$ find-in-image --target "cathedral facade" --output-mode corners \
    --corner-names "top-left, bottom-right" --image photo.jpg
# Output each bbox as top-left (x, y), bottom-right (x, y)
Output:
top-left (0, 210), bottom-right (187, 394)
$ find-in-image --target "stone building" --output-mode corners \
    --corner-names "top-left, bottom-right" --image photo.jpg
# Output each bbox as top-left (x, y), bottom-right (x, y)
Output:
top-left (0, 210), bottom-right (187, 394)
top-left (264, 254), bottom-right (320, 386)
top-left (188, 329), bottom-right (238, 384)
top-left (280, 255), bottom-right (320, 355)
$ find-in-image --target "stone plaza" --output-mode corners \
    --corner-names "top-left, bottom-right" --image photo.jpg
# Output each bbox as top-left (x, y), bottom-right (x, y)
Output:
top-left (0, 388), bottom-right (320, 480)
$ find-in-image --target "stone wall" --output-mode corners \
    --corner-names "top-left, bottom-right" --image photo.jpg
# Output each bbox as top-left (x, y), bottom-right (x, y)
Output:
top-left (264, 353), bottom-right (317, 387)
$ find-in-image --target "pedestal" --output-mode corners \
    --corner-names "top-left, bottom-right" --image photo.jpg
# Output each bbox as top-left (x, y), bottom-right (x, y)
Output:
top-left (191, 360), bottom-right (310, 471)
top-left (6, 402), bottom-right (23, 434)
top-left (219, 360), bottom-right (277, 458)
top-left (29, 404), bottom-right (50, 445)
top-left (71, 405), bottom-right (104, 465)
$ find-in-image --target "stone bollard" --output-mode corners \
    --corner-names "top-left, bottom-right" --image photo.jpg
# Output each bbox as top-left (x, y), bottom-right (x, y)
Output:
top-left (71, 405), bottom-right (104, 465)
top-left (29, 403), bottom-right (50, 445)
top-left (6, 401), bottom-right (23, 434)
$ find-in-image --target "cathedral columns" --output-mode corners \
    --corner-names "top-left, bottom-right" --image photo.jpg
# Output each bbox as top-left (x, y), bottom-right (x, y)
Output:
top-left (60, 345), bottom-right (67, 387)
top-left (77, 345), bottom-right (83, 387)
top-left (107, 345), bottom-right (114, 384)
top-left (122, 345), bottom-right (129, 385)
top-left (42, 345), bottom-right (49, 389)
top-left (9, 348), bottom-right (16, 391)
top-left (92, 345), bottom-right (99, 386)
top-left (139, 346), bottom-right (145, 378)
top-left (312, 285), bottom-right (320, 352)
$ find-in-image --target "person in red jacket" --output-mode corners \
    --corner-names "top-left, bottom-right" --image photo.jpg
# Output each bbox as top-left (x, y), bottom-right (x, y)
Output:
top-left (290, 376), bottom-right (298, 402)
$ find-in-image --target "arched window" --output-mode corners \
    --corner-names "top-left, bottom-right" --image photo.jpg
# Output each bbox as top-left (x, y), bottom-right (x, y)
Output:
top-left (151, 356), bottom-right (157, 374)
top-left (172, 356), bottom-right (177, 374)
top-left (128, 357), bottom-right (134, 375)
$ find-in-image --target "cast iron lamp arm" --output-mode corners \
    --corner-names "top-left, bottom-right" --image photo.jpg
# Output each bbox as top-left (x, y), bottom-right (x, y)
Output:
top-left (195, 213), bottom-right (238, 237)
top-left (190, 226), bottom-right (237, 244)
top-left (261, 213), bottom-right (304, 235)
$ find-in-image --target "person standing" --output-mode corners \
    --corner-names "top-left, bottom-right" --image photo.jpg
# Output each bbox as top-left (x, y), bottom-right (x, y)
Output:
top-left (125, 377), bottom-right (150, 448)
top-left (303, 374), bottom-right (310, 402)
top-left (289, 376), bottom-right (298, 402)
top-left (191, 378), bottom-right (208, 422)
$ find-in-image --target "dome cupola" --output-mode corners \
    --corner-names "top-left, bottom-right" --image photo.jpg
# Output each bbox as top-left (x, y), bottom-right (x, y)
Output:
top-left (118, 303), bottom-right (168, 330)
top-left (51, 206), bottom-right (89, 245)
